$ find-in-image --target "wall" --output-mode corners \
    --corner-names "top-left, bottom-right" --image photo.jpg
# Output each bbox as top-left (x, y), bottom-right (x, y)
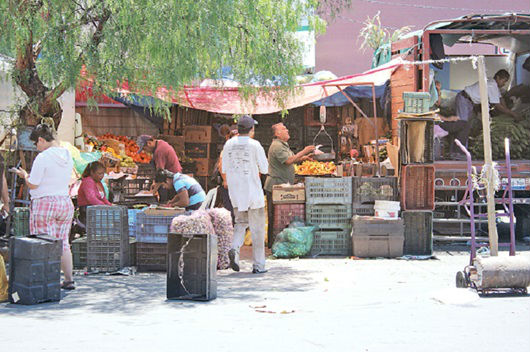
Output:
top-left (316, 0), bottom-right (529, 76)
top-left (76, 106), bottom-right (159, 137)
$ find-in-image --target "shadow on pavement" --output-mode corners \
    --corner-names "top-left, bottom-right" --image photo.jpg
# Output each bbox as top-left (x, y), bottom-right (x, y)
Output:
top-left (0, 259), bottom-right (319, 317)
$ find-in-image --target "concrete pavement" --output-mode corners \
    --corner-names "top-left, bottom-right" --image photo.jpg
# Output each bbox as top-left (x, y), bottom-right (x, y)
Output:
top-left (1, 247), bottom-right (530, 352)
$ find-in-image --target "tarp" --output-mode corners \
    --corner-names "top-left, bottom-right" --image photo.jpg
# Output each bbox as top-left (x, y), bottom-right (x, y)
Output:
top-left (116, 58), bottom-right (403, 115)
top-left (311, 82), bottom-right (388, 107)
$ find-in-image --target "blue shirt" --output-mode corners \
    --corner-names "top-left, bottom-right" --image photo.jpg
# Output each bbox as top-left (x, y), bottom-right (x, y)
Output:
top-left (172, 173), bottom-right (206, 207)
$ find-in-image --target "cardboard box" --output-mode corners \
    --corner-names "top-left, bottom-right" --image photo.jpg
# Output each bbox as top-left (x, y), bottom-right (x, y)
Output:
top-left (272, 184), bottom-right (305, 204)
top-left (195, 158), bottom-right (216, 176)
top-left (159, 135), bottom-right (185, 152)
top-left (184, 126), bottom-right (221, 143)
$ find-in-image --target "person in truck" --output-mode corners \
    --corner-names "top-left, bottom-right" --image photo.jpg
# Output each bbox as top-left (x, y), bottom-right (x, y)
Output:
top-left (443, 69), bottom-right (521, 159)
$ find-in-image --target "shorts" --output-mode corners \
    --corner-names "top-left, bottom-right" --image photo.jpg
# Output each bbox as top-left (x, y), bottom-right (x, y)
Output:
top-left (30, 196), bottom-right (75, 252)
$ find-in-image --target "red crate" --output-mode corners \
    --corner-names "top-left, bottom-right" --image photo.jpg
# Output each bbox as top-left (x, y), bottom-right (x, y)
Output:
top-left (401, 165), bottom-right (435, 210)
top-left (272, 203), bottom-right (305, 234)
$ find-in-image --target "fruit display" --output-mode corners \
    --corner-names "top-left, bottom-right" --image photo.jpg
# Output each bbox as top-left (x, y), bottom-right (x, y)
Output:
top-left (85, 133), bottom-right (152, 165)
top-left (469, 115), bottom-right (530, 160)
top-left (295, 161), bottom-right (336, 175)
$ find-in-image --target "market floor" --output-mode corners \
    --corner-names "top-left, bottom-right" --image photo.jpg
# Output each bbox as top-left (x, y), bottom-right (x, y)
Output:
top-left (2, 246), bottom-right (530, 352)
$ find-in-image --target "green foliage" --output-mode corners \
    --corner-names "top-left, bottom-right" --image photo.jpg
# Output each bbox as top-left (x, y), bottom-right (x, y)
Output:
top-left (0, 0), bottom-right (330, 122)
top-left (358, 12), bottom-right (411, 51)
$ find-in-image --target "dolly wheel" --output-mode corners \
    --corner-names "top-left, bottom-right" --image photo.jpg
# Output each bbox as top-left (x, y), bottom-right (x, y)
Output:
top-left (456, 271), bottom-right (468, 288)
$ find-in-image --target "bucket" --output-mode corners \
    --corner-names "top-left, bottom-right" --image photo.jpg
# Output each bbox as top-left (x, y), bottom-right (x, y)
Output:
top-left (374, 200), bottom-right (400, 219)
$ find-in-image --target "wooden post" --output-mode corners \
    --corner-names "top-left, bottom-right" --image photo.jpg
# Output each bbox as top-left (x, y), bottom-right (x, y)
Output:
top-left (477, 56), bottom-right (498, 256)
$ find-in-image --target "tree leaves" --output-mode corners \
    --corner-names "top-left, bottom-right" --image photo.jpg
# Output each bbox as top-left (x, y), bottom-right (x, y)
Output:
top-left (0, 0), bottom-right (336, 124)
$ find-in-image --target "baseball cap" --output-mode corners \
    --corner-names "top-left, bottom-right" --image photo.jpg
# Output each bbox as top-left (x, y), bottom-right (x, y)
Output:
top-left (237, 115), bottom-right (258, 130)
top-left (136, 135), bottom-right (152, 152)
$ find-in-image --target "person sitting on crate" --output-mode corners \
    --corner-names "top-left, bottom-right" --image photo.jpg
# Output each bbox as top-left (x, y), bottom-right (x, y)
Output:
top-left (136, 135), bottom-right (182, 203)
top-left (77, 161), bottom-right (112, 225)
top-left (13, 124), bottom-right (76, 290)
top-left (153, 169), bottom-right (206, 211)
top-left (264, 122), bottom-right (315, 248)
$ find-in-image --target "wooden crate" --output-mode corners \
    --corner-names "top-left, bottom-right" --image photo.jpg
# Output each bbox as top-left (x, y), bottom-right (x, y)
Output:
top-left (184, 126), bottom-right (222, 143)
top-left (195, 158), bottom-right (216, 176)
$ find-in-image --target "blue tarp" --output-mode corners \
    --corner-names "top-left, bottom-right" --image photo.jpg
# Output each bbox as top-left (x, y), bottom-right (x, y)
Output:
top-left (311, 82), bottom-right (388, 107)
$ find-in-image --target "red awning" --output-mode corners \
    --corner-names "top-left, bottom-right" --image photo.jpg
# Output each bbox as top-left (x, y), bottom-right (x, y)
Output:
top-left (79, 58), bottom-right (403, 113)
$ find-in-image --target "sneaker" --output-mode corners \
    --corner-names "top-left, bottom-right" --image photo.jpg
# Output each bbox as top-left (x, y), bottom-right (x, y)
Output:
top-left (252, 268), bottom-right (268, 274)
top-left (228, 249), bottom-right (240, 272)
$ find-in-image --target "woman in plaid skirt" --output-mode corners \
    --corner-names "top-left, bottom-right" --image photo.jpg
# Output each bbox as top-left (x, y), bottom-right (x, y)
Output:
top-left (14, 124), bottom-right (76, 290)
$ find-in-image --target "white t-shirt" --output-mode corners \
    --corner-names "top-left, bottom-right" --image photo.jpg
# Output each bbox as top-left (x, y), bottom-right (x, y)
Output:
top-left (464, 79), bottom-right (501, 105)
top-left (28, 147), bottom-right (74, 199)
top-left (222, 136), bottom-right (268, 211)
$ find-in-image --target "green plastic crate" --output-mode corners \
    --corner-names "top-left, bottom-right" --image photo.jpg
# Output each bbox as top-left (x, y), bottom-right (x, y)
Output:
top-left (403, 92), bottom-right (431, 113)
top-left (13, 207), bottom-right (31, 237)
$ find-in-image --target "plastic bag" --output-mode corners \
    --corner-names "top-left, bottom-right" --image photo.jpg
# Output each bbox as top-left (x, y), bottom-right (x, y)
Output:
top-left (272, 225), bottom-right (316, 258)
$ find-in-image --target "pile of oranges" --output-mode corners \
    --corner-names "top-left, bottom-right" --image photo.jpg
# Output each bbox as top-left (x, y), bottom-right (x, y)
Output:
top-left (97, 133), bottom-right (152, 164)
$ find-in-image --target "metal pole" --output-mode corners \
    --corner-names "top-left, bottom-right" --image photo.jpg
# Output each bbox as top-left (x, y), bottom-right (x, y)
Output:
top-left (505, 138), bottom-right (516, 256)
top-left (371, 84), bottom-right (380, 177)
top-left (477, 56), bottom-right (499, 256)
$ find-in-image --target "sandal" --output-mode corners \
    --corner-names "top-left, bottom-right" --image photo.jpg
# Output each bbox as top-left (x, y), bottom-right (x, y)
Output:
top-left (61, 281), bottom-right (75, 290)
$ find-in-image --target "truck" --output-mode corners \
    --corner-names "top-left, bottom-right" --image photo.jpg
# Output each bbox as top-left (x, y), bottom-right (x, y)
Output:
top-left (379, 14), bottom-right (530, 240)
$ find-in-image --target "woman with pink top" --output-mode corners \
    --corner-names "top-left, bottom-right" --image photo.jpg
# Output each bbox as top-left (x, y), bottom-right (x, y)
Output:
top-left (77, 161), bottom-right (111, 225)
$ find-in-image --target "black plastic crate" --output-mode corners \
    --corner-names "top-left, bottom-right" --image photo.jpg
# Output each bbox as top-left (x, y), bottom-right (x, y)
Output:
top-left (399, 120), bottom-right (434, 164)
top-left (306, 204), bottom-right (353, 230)
top-left (86, 206), bottom-right (129, 272)
top-left (136, 163), bottom-right (155, 178)
top-left (308, 228), bottom-right (352, 257)
top-left (352, 177), bottom-right (398, 204)
top-left (8, 235), bottom-right (62, 305)
top-left (137, 242), bottom-right (167, 272)
top-left (73, 237), bottom-right (137, 270)
top-left (167, 233), bottom-right (217, 301)
top-left (402, 211), bottom-right (433, 255)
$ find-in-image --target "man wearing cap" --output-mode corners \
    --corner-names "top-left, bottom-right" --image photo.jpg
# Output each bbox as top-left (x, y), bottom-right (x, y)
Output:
top-left (222, 115), bottom-right (269, 274)
top-left (264, 123), bottom-right (315, 247)
top-left (136, 135), bottom-right (183, 173)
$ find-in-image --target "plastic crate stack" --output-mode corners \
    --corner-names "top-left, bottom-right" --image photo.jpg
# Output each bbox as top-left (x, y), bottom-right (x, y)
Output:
top-left (86, 206), bottom-right (131, 272)
top-left (135, 211), bottom-right (184, 272)
top-left (305, 177), bottom-right (353, 256)
top-left (350, 177), bottom-right (402, 257)
top-left (399, 92), bottom-right (435, 255)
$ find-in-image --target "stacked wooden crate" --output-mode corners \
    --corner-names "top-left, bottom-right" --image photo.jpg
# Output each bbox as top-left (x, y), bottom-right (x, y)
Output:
top-left (399, 92), bottom-right (435, 255)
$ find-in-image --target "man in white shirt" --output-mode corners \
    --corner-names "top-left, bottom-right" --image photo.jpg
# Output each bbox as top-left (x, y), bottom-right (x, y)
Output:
top-left (222, 115), bottom-right (269, 274)
top-left (445, 69), bottom-right (520, 159)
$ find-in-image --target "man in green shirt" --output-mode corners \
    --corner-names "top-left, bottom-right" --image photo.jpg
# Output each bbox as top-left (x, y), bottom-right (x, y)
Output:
top-left (264, 123), bottom-right (315, 247)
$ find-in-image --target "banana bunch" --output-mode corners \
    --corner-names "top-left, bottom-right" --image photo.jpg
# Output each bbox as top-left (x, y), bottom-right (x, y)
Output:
top-left (120, 156), bottom-right (136, 167)
top-left (470, 115), bottom-right (530, 160)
